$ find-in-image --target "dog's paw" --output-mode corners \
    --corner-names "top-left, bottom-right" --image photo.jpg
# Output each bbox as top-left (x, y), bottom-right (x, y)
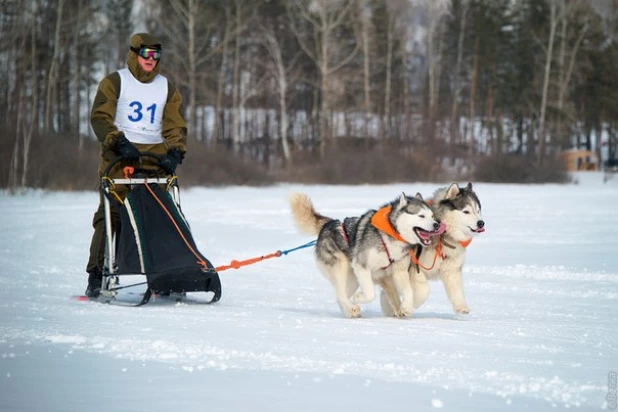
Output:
top-left (394, 301), bottom-right (414, 318)
top-left (344, 304), bottom-right (361, 318)
top-left (453, 304), bottom-right (470, 314)
top-left (394, 307), bottom-right (412, 318)
top-left (338, 300), bottom-right (361, 318)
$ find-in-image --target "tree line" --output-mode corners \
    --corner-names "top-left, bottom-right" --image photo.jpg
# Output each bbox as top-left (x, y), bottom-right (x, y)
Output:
top-left (2, 0), bottom-right (618, 189)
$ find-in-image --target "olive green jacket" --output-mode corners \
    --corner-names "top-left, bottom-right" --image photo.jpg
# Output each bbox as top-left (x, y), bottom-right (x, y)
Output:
top-left (90, 33), bottom-right (186, 177)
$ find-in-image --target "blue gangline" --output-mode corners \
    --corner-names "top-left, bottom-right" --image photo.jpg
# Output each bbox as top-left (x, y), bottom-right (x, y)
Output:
top-left (280, 240), bottom-right (317, 255)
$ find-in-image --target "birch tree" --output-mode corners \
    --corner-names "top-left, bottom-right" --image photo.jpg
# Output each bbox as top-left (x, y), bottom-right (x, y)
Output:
top-left (162, 0), bottom-right (203, 135)
top-left (6, 2), bottom-right (34, 190)
top-left (215, 4), bottom-right (233, 143)
top-left (232, 0), bottom-right (242, 149)
top-left (424, 0), bottom-right (448, 144)
top-left (537, 0), bottom-right (563, 165)
top-left (287, 0), bottom-right (359, 152)
top-left (381, 1), bottom-right (405, 140)
top-left (22, 1), bottom-right (39, 188)
top-left (449, 0), bottom-right (469, 151)
top-left (153, 0), bottom-right (251, 140)
top-left (360, 0), bottom-right (372, 138)
top-left (44, 0), bottom-right (65, 132)
top-left (261, 25), bottom-right (300, 167)
top-left (555, 1), bottom-right (589, 149)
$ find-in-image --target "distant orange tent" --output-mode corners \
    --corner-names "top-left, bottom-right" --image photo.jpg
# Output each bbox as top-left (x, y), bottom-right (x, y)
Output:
top-left (560, 150), bottom-right (599, 171)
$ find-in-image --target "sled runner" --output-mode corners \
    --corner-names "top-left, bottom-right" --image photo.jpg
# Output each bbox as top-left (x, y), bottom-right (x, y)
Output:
top-left (92, 152), bottom-right (222, 306)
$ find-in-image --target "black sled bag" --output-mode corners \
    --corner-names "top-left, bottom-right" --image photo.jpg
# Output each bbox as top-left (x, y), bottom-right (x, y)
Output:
top-left (115, 183), bottom-right (221, 302)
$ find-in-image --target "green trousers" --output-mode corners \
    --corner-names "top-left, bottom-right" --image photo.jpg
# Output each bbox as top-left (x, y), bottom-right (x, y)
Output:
top-left (85, 186), bottom-right (128, 275)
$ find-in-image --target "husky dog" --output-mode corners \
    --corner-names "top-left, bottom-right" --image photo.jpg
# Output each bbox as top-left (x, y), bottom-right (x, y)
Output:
top-left (289, 192), bottom-right (444, 318)
top-left (379, 183), bottom-right (485, 316)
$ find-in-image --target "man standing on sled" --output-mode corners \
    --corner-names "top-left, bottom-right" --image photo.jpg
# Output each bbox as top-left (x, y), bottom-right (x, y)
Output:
top-left (85, 33), bottom-right (187, 297)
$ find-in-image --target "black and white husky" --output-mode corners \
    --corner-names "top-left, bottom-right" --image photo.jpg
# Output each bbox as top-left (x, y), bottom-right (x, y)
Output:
top-left (379, 183), bottom-right (485, 316)
top-left (289, 192), bottom-right (444, 318)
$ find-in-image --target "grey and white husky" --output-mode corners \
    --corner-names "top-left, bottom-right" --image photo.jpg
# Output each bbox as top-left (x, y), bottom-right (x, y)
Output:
top-left (379, 183), bottom-right (485, 316)
top-left (289, 192), bottom-right (444, 318)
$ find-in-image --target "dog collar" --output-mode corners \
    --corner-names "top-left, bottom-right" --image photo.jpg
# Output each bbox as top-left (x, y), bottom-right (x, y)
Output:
top-left (371, 206), bottom-right (406, 243)
top-left (442, 236), bottom-right (472, 249)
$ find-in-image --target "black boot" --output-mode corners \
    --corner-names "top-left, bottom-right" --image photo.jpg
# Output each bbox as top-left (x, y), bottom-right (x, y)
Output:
top-left (85, 272), bottom-right (103, 298)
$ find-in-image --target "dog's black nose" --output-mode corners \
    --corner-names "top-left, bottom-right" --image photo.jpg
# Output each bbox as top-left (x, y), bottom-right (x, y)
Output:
top-left (477, 220), bottom-right (485, 228)
top-left (433, 222), bottom-right (440, 230)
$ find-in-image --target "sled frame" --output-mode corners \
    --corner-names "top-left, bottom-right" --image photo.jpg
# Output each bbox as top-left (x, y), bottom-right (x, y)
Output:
top-left (100, 175), bottom-right (180, 300)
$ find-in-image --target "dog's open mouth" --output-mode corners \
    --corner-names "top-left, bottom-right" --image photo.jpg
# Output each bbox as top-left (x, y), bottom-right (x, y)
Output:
top-left (471, 227), bottom-right (485, 234)
top-left (414, 222), bottom-right (446, 246)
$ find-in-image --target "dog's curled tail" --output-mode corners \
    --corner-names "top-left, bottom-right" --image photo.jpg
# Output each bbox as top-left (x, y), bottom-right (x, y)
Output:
top-left (289, 192), bottom-right (331, 235)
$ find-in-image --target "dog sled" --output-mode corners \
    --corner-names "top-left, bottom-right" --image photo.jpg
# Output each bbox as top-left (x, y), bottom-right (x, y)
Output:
top-left (88, 152), bottom-right (222, 306)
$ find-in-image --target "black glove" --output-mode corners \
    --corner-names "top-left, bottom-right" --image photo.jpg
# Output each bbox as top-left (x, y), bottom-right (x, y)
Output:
top-left (159, 149), bottom-right (184, 175)
top-left (113, 133), bottom-right (141, 162)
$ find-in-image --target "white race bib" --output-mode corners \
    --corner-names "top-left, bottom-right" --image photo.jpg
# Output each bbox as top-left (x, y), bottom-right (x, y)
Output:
top-left (114, 68), bottom-right (168, 144)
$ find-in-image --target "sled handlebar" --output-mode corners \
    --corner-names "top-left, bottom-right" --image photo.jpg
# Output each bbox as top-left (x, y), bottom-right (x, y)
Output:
top-left (103, 151), bottom-right (164, 177)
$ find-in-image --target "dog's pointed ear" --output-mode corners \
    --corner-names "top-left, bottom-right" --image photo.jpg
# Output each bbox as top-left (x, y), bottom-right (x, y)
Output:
top-left (466, 182), bottom-right (473, 191)
top-left (446, 183), bottom-right (460, 199)
top-left (399, 192), bottom-right (407, 206)
top-left (414, 192), bottom-right (424, 200)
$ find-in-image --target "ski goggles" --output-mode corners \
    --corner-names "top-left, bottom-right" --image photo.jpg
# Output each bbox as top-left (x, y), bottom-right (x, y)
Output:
top-left (133, 47), bottom-right (161, 61)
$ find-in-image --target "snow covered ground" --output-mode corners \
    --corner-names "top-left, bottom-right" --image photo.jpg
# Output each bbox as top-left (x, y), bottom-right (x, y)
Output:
top-left (1, 173), bottom-right (617, 411)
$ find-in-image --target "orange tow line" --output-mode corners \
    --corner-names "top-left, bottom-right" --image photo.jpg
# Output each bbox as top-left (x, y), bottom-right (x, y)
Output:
top-left (213, 238), bottom-right (317, 272)
top-left (214, 251), bottom-right (282, 272)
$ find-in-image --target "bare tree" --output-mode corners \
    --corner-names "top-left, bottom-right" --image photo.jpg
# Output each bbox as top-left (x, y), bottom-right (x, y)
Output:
top-left (6, 3), bottom-right (33, 190)
top-left (538, 0), bottom-right (569, 165)
top-left (236, 61), bottom-right (270, 151)
top-left (44, 0), bottom-right (66, 132)
top-left (154, 0), bottom-right (252, 138)
top-left (232, 0), bottom-right (243, 148)
top-left (424, 0), bottom-right (448, 143)
top-left (71, 0), bottom-right (86, 147)
top-left (397, 3), bottom-right (417, 141)
top-left (360, 0), bottom-right (372, 139)
top-left (381, 2), bottom-right (403, 140)
top-left (162, 0), bottom-right (206, 134)
top-left (287, 0), bottom-right (360, 152)
top-left (215, 3), bottom-right (233, 144)
top-left (556, 1), bottom-right (589, 149)
top-left (467, 32), bottom-right (480, 156)
top-left (22, 1), bottom-right (39, 188)
top-left (261, 26), bottom-right (300, 168)
top-left (449, 0), bottom-right (469, 155)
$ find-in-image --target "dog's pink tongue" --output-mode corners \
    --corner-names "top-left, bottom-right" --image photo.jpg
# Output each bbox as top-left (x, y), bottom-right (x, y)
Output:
top-left (433, 222), bottom-right (446, 236)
